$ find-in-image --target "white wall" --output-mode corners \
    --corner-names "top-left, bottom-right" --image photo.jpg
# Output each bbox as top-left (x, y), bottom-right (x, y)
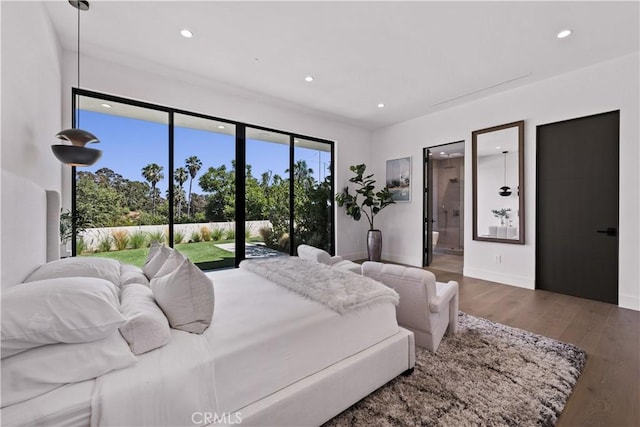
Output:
top-left (1, 1), bottom-right (64, 281)
top-left (371, 53), bottom-right (640, 311)
top-left (1, 1), bottom-right (63, 191)
top-left (59, 51), bottom-right (373, 260)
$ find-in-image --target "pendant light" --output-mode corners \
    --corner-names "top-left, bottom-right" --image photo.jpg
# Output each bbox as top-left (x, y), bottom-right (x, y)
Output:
top-left (51, 0), bottom-right (102, 167)
top-left (499, 151), bottom-right (512, 197)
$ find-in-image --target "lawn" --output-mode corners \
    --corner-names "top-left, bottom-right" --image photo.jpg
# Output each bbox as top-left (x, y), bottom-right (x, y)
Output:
top-left (83, 240), bottom-right (235, 268)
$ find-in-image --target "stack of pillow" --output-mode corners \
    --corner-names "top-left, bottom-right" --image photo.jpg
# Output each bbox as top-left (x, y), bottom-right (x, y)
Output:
top-left (142, 243), bottom-right (215, 334)
top-left (0, 246), bottom-right (214, 408)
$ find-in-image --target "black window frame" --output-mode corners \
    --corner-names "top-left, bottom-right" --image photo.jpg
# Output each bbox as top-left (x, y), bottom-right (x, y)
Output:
top-left (71, 88), bottom-right (336, 268)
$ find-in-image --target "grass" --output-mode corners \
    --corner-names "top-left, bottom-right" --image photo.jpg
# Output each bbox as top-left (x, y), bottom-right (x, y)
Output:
top-left (83, 240), bottom-right (235, 268)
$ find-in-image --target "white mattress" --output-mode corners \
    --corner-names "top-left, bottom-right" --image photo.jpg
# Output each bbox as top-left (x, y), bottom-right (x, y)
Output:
top-left (2, 267), bottom-right (399, 426)
top-left (208, 268), bottom-right (399, 412)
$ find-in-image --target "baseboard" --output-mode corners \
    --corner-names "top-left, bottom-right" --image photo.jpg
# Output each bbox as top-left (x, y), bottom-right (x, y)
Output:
top-left (381, 252), bottom-right (420, 267)
top-left (619, 293), bottom-right (640, 311)
top-left (340, 251), bottom-right (368, 262)
top-left (463, 267), bottom-right (534, 289)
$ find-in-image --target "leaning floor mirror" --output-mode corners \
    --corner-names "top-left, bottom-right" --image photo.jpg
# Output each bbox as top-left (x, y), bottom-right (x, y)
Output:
top-left (472, 120), bottom-right (525, 244)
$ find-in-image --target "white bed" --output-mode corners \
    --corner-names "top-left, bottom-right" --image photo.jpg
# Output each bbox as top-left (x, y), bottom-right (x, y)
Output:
top-left (0, 170), bottom-right (415, 426)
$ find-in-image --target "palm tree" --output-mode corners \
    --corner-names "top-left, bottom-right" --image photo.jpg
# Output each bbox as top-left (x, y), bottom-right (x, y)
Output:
top-left (185, 156), bottom-right (202, 217)
top-left (287, 160), bottom-right (315, 189)
top-left (141, 163), bottom-right (164, 214)
top-left (174, 167), bottom-right (188, 219)
top-left (167, 185), bottom-right (186, 220)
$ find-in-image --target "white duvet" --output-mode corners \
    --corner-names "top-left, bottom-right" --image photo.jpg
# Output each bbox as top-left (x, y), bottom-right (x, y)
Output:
top-left (88, 268), bottom-right (399, 426)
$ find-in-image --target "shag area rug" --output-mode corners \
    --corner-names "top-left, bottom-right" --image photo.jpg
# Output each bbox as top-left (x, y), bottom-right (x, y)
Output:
top-left (324, 312), bottom-right (586, 427)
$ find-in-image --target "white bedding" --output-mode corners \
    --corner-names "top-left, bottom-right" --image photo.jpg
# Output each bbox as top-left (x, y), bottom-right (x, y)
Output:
top-left (0, 380), bottom-right (93, 427)
top-left (89, 268), bottom-right (399, 426)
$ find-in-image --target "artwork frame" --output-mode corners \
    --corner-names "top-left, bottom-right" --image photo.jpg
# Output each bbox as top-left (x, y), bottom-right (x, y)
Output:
top-left (386, 156), bottom-right (411, 202)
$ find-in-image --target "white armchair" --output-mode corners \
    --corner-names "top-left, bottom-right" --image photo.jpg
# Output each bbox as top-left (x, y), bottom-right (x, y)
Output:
top-left (362, 261), bottom-right (458, 352)
top-left (297, 244), bottom-right (343, 265)
top-left (296, 244), bottom-right (361, 274)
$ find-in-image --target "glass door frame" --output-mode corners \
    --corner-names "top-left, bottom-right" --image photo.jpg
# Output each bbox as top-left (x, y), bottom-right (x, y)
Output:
top-left (422, 140), bottom-right (465, 267)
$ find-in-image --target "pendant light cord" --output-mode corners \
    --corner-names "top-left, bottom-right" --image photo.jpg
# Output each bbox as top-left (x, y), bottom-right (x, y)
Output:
top-left (503, 151), bottom-right (508, 186)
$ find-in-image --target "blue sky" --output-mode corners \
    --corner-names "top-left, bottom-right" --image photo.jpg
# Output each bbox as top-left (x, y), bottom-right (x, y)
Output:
top-left (79, 110), bottom-right (331, 194)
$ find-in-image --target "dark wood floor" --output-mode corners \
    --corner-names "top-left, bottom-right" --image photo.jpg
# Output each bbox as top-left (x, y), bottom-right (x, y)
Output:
top-left (428, 267), bottom-right (640, 427)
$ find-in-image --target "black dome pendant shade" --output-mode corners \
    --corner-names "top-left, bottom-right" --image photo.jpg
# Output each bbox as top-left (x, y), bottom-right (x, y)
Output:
top-left (499, 151), bottom-right (512, 197)
top-left (499, 186), bottom-right (512, 197)
top-left (52, 0), bottom-right (102, 167)
top-left (52, 129), bottom-right (101, 166)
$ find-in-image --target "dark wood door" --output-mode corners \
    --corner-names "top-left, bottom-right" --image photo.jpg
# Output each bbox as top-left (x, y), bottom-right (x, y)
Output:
top-left (536, 111), bottom-right (619, 304)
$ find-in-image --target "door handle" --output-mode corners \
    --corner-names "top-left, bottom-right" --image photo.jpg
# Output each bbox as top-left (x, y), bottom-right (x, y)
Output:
top-left (596, 227), bottom-right (617, 236)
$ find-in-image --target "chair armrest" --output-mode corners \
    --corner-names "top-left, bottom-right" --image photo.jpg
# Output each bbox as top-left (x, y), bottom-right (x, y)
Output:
top-left (429, 281), bottom-right (458, 313)
top-left (328, 255), bottom-right (344, 266)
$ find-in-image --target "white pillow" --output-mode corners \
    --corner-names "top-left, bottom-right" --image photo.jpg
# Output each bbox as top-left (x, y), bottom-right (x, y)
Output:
top-left (119, 283), bottom-right (170, 355)
top-left (1, 330), bottom-right (136, 408)
top-left (151, 257), bottom-right (214, 334)
top-left (1, 277), bottom-right (125, 358)
top-left (23, 257), bottom-right (122, 286)
top-left (120, 264), bottom-right (150, 288)
top-left (155, 249), bottom-right (187, 277)
top-left (142, 245), bottom-right (173, 279)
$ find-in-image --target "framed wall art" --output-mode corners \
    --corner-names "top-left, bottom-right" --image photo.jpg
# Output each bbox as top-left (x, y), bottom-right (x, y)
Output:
top-left (386, 156), bottom-right (411, 202)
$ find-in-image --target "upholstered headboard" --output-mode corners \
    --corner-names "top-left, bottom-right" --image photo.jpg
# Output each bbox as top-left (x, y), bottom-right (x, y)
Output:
top-left (1, 170), bottom-right (60, 289)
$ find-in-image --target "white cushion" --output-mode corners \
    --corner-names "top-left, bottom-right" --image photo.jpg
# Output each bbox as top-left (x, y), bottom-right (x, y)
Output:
top-left (1, 330), bottom-right (136, 408)
top-left (1, 277), bottom-right (125, 358)
top-left (155, 249), bottom-right (187, 277)
top-left (151, 257), bottom-right (214, 334)
top-left (119, 264), bottom-right (150, 288)
top-left (119, 283), bottom-right (170, 355)
top-left (142, 245), bottom-right (172, 279)
top-left (23, 257), bottom-right (122, 287)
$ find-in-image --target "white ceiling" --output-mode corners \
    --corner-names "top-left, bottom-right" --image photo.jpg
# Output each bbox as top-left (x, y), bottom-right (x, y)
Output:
top-left (44, 1), bottom-right (639, 130)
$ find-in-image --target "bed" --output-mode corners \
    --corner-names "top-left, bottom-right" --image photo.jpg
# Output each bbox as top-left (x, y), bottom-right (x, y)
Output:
top-left (0, 169), bottom-right (415, 426)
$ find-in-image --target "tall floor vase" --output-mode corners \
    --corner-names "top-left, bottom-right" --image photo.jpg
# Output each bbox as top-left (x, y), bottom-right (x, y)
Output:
top-left (367, 229), bottom-right (382, 262)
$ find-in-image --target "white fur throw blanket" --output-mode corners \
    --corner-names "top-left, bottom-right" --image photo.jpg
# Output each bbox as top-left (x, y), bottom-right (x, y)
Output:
top-left (240, 257), bottom-right (399, 314)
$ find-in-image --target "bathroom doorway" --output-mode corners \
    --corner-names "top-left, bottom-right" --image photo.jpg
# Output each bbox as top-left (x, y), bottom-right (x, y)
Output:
top-left (423, 141), bottom-right (465, 273)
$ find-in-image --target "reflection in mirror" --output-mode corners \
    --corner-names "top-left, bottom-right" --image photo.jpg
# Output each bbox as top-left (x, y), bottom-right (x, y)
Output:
top-left (472, 121), bottom-right (524, 244)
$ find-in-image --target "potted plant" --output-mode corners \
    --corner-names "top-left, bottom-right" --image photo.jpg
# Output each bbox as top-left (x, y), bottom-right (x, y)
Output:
top-left (59, 210), bottom-right (89, 257)
top-left (335, 164), bottom-right (395, 261)
top-left (491, 208), bottom-right (512, 226)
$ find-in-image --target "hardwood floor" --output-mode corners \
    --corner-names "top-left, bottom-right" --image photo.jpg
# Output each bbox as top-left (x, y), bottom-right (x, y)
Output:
top-left (427, 268), bottom-right (640, 427)
top-left (429, 252), bottom-right (463, 274)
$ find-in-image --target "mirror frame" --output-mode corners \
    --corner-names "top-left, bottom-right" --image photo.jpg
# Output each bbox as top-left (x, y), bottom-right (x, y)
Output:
top-left (472, 120), bottom-right (525, 244)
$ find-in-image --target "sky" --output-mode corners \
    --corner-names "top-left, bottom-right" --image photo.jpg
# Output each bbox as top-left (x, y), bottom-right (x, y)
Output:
top-left (79, 110), bottom-right (331, 194)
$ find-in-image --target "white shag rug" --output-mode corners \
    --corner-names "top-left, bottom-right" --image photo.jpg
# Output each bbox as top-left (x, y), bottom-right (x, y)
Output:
top-left (324, 312), bottom-right (587, 427)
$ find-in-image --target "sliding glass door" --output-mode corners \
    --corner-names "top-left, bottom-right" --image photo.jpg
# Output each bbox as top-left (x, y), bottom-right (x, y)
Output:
top-left (244, 127), bottom-right (291, 258)
top-left (73, 97), bottom-right (169, 267)
top-left (293, 138), bottom-right (333, 254)
top-left (173, 114), bottom-right (236, 269)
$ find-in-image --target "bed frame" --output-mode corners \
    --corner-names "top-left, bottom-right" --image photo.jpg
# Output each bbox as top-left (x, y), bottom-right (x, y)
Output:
top-left (1, 170), bottom-right (60, 289)
top-left (0, 169), bottom-right (416, 426)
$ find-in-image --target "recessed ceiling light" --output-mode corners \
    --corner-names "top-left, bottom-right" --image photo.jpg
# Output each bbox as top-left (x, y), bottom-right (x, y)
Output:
top-left (101, 103), bottom-right (112, 109)
top-left (217, 125), bottom-right (225, 129)
top-left (304, 76), bottom-right (314, 82)
top-left (557, 29), bottom-right (572, 39)
top-left (180, 29), bottom-right (193, 38)
top-left (377, 103), bottom-right (385, 108)
top-left (496, 146), bottom-right (501, 149)
top-left (440, 151), bottom-right (446, 155)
